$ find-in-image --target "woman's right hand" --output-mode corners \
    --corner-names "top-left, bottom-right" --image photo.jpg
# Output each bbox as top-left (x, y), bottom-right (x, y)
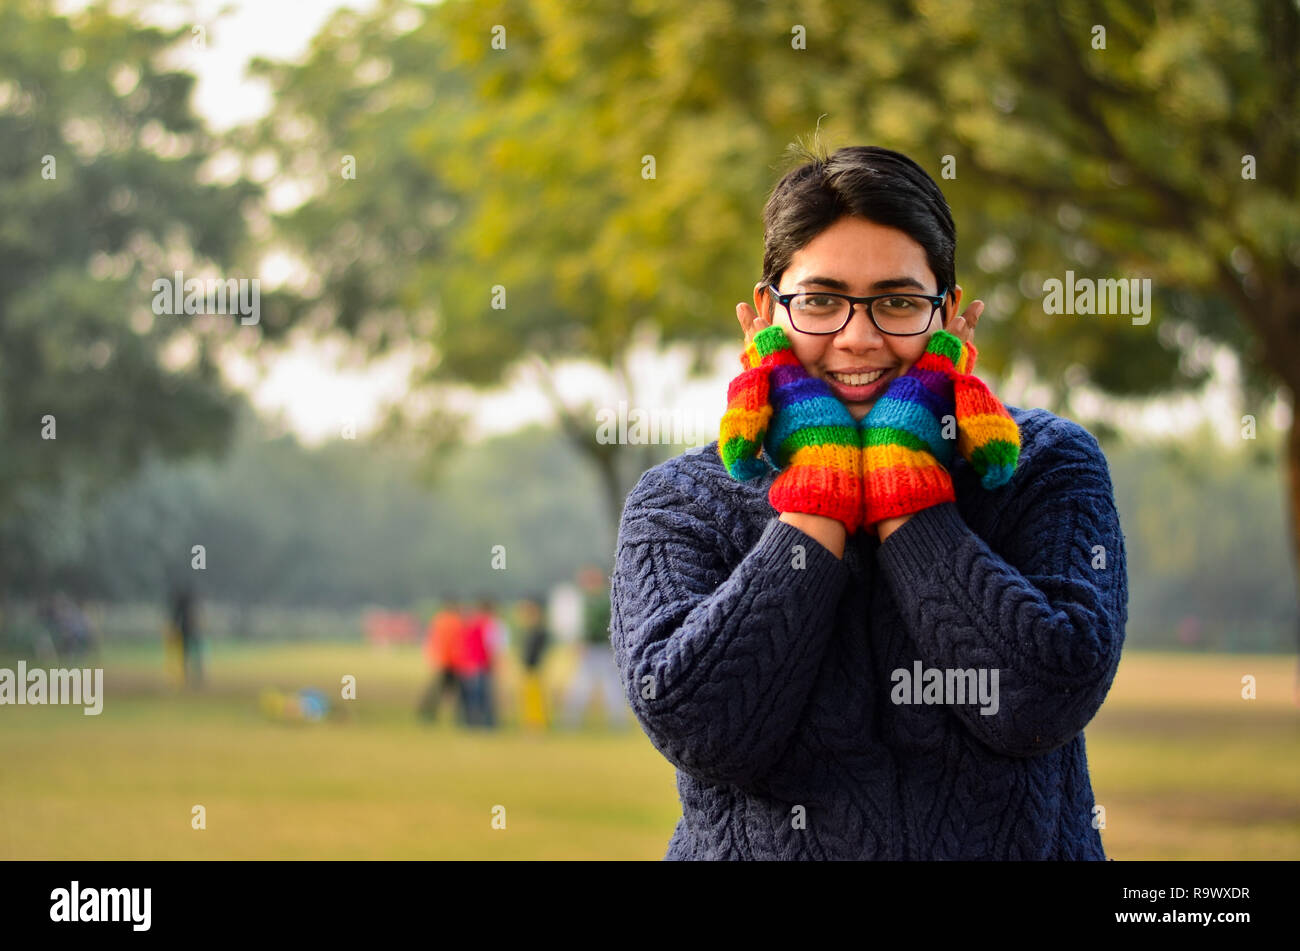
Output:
top-left (718, 299), bottom-right (777, 482)
top-left (736, 298), bottom-right (771, 353)
top-left (717, 289), bottom-right (780, 478)
top-left (718, 296), bottom-right (863, 535)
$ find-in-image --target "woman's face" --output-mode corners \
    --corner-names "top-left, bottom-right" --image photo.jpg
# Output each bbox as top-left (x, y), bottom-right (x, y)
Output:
top-left (755, 215), bottom-right (962, 422)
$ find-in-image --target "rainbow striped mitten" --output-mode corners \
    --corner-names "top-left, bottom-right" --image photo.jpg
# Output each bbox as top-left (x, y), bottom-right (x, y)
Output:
top-left (952, 341), bottom-right (1021, 489)
top-left (719, 325), bottom-right (862, 533)
top-left (718, 331), bottom-right (776, 481)
top-left (860, 330), bottom-right (1020, 531)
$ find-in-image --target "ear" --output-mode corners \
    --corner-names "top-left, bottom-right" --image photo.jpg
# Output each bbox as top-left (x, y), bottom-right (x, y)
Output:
top-left (943, 284), bottom-right (964, 327)
top-left (753, 281), bottom-right (772, 322)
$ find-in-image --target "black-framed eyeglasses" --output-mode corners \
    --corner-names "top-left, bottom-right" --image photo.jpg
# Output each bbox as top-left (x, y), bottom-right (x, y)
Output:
top-left (765, 284), bottom-right (948, 336)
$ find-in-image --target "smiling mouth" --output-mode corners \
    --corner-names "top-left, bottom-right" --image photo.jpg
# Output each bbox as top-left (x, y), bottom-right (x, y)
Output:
top-left (826, 368), bottom-right (889, 386)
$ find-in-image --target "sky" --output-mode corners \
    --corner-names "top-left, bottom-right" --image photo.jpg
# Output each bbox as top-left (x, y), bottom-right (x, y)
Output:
top-left (59, 0), bottom-right (1288, 448)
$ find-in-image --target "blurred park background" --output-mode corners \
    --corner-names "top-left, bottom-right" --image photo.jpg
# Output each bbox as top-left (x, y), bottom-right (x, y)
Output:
top-left (1, 0), bottom-right (1297, 859)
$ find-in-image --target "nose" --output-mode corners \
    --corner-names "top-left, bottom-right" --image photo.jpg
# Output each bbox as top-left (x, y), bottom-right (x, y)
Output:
top-left (835, 302), bottom-right (886, 349)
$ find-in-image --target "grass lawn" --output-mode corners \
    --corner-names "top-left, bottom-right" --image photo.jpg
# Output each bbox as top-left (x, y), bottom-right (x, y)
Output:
top-left (0, 642), bottom-right (1296, 859)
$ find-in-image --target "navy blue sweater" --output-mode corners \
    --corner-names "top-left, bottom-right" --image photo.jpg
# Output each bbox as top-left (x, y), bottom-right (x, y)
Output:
top-left (610, 406), bottom-right (1127, 860)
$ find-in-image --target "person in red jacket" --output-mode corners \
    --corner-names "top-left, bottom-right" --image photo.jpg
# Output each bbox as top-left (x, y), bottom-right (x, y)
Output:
top-left (458, 597), bottom-right (505, 728)
top-left (416, 599), bottom-right (466, 723)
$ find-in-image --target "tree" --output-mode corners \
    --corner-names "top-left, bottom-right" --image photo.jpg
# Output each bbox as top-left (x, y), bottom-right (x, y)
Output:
top-left (893, 0), bottom-right (1298, 642)
top-left (0, 0), bottom-right (259, 589)
top-left (246, 0), bottom-right (1295, 560)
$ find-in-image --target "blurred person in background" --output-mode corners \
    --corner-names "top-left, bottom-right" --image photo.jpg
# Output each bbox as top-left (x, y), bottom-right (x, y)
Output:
top-left (516, 594), bottom-right (552, 732)
top-left (417, 598), bottom-right (467, 724)
top-left (171, 586), bottom-right (203, 689)
top-left (483, 597), bottom-right (509, 725)
top-left (562, 565), bottom-right (629, 730)
top-left (459, 597), bottom-right (504, 728)
top-left (50, 593), bottom-right (98, 662)
top-left (35, 593), bottom-right (93, 663)
top-left (32, 595), bottom-right (59, 662)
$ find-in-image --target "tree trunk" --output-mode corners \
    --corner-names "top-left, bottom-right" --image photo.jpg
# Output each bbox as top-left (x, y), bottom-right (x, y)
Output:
top-left (590, 444), bottom-right (628, 559)
top-left (526, 353), bottom-right (641, 562)
top-left (1287, 408), bottom-right (1300, 699)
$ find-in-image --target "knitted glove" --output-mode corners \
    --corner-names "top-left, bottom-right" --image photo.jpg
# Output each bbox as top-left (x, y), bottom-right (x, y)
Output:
top-left (951, 341), bottom-right (1022, 489)
top-left (719, 324), bottom-right (863, 533)
top-left (860, 330), bottom-right (1020, 532)
top-left (718, 331), bottom-right (775, 481)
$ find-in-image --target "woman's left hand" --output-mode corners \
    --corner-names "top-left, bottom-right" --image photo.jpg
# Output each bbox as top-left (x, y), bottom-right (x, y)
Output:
top-left (946, 296), bottom-right (982, 350)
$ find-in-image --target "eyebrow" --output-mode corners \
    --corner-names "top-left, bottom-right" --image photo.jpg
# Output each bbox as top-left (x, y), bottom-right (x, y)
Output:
top-left (795, 275), bottom-right (929, 292)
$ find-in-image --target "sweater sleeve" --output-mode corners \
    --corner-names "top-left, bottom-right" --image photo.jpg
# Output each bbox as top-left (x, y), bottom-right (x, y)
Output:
top-left (874, 419), bottom-right (1128, 758)
top-left (610, 469), bottom-right (852, 788)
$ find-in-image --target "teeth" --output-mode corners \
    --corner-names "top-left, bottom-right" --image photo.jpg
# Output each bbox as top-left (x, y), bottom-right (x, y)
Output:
top-left (828, 368), bottom-right (887, 386)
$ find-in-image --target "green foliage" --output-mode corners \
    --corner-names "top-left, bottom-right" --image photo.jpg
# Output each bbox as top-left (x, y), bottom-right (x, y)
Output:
top-left (250, 0), bottom-right (1296, 408)
top-left (4, 0), bottom-right (1296, 637)
top-left (0, 0), bottom-right (260, 577)
top-left (245, 0), bottom-right (1298, 546)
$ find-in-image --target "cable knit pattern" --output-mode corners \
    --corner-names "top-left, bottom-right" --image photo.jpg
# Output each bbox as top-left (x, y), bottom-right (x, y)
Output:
top-left (609, 406), bottom-right (1127, 860)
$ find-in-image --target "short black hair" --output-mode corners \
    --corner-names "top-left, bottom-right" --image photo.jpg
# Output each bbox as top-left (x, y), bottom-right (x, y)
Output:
top-left (760, 144), bottom-right (956, 312)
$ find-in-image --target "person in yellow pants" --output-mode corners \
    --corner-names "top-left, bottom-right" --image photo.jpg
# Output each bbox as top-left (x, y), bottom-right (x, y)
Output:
top-left (516, 596), bottom-right (551, 732)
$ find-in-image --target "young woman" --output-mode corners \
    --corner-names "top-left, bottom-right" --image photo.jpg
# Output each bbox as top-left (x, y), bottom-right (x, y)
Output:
top-left (609, 145), bottom-right (1128, 860)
